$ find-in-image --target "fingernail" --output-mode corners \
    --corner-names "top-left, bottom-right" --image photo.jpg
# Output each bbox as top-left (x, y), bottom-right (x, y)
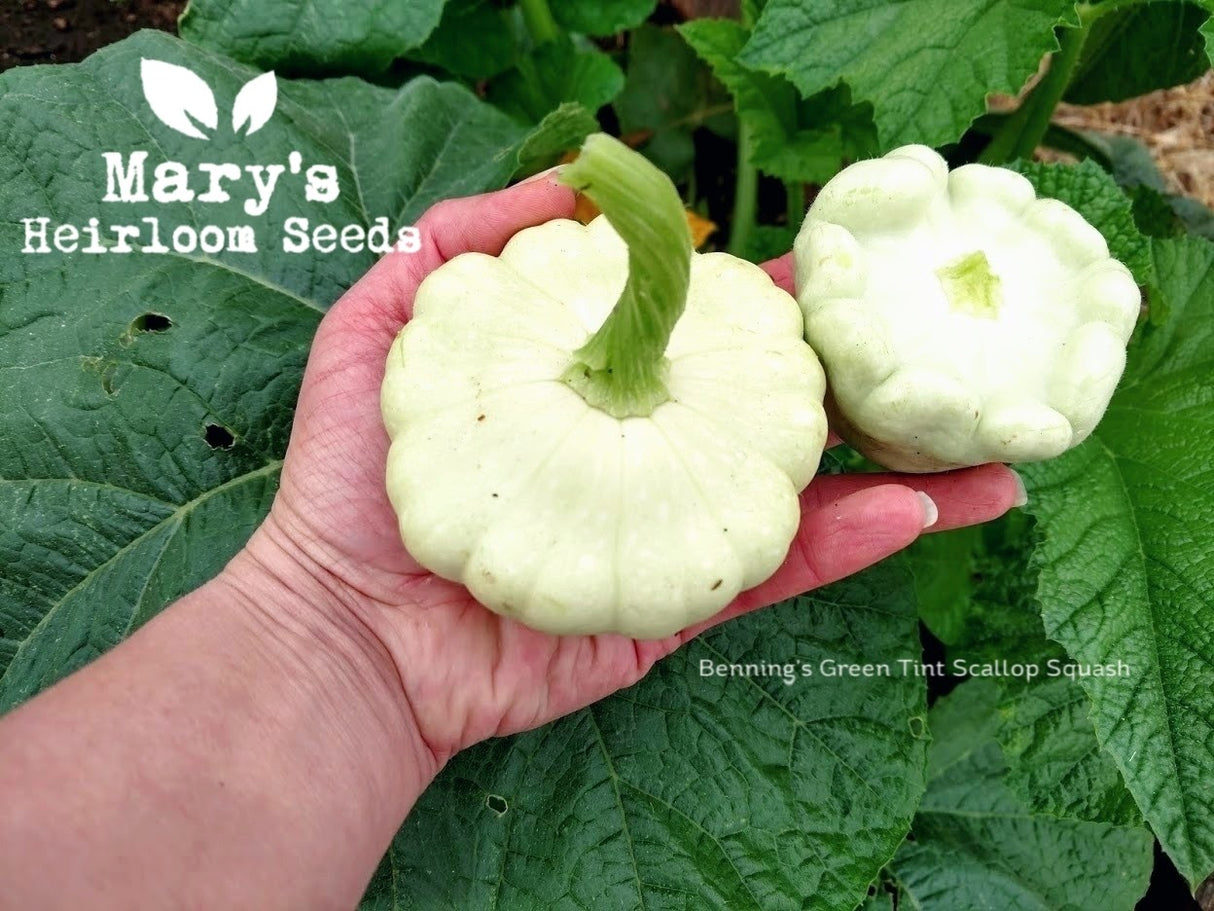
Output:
top-left (916, 491), bottom-right (939, 528)
top-left (518, 164), bottom-right (565, 185)
top-left (1010, 469), bottom-right (1028, 508)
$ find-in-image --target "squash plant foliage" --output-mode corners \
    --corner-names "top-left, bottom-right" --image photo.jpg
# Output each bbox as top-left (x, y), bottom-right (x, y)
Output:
top-left (1, 0), bottom-right (1212, 907)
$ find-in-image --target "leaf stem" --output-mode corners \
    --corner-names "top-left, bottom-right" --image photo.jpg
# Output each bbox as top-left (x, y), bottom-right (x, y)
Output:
top-left (728, 119), bottom-right (758, 258)
top-left (980, 22), bottom-right (1088, 165)
top-left (980, 0), bottom-right (1149, 165)
top-left (559, 134), bottom-right (692, 418)
top-left (519, 0), bottom-right (559, 46)
top-left (785, 180), bottom-right (804, 232)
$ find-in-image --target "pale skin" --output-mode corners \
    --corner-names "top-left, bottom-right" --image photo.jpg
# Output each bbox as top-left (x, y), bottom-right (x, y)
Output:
top-left (0, 175), bottom-right (1025, 910)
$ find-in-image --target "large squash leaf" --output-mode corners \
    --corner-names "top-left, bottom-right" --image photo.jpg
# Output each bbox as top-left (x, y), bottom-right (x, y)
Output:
top-left (178, 0), bottom-right (447, 75)
top-left (884, 680), bottom-right (1154, 909)
top-left (739, 0), bottom-right (1077, 150)
top-left (0, 31), bottom-right (560, 708)
top-left (1066, 1), bottom-right (1214, 104)
top-left (679, 17), bottom-right (875, 186)
top-left (1020, 234), bottom-right (1214, 887)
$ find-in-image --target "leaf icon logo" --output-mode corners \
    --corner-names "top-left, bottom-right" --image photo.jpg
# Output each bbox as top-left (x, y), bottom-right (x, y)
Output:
top-left (141, 59), bottom-right (218, 140)
top-left (140, 59), bottom-right (278, 140)
top-left (232, 71), bottom-right (278, 138)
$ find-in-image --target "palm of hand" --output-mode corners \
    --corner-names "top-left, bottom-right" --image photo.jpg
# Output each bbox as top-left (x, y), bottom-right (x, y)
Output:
top-left (263, 177), bottom-right (1020, 765)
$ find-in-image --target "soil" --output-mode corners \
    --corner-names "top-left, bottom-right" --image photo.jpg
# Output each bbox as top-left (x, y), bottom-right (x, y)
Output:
top-left (0, 0), bottom-right (184, 73)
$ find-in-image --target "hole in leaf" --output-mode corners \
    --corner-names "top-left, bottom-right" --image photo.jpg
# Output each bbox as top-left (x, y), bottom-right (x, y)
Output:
top-left (908, 715), bottom-right (926, 738)
top-left (204, 423), bottom-right (236, 450)
top-left (485, 794), bottom-right (508, 816)
top-left (81, 356), bottom-right (120, 396)
top-left (130, 312), bottom-right (173, 333)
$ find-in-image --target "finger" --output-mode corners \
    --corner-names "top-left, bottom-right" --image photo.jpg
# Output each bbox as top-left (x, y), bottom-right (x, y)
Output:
top-left (803, 463), bottom-right (1024, 532)
top-left (676, 482), bottom-right (930, 642)
top-left (413, 169), bottom-right (578, 270)
top-left (674, 463), bottom-right (1025, 643)
top-left (760, 252), bottom-right (795, 295)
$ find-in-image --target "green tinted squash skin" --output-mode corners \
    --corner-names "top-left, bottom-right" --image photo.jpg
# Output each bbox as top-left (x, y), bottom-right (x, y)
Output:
top-left (794, 144), bottom-right (1141, 472)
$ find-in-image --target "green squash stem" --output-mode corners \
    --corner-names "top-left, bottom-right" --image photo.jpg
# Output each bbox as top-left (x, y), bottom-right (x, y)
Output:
top-left (558, 133), bottom-right (693, 419)
top-left (936, 250), bottom-right (1002, 319)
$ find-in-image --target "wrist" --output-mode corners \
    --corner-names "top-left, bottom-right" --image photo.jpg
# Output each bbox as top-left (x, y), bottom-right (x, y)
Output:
top-left (218, 517), bottom-right (443, 812)
top-left (0, 514), bottom-right (444, 909)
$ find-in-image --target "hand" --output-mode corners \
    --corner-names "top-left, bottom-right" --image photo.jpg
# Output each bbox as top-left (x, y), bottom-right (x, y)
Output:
top-left (246, 174), bottom-right (1025, 776)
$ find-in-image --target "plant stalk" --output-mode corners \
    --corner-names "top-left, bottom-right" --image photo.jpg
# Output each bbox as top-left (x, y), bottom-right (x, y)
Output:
top-left (559, 134), bottom-right (692, 418)
top-left (728, 120), bottom-right (758, 258)
top-left (979, 0), bottom-right (1154, 165)
top-left (519, 0), bottom-right (560, 46)
top-left (980, 22), bottom-right (1088, 165)
top-left (785, 181), bottom-right (804, 232)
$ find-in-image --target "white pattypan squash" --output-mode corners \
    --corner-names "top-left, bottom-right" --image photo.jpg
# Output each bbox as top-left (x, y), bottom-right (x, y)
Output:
top-left (382, 134), bottom-right (828, 638)
top-left (795, 144), bottom-right (1141, 472)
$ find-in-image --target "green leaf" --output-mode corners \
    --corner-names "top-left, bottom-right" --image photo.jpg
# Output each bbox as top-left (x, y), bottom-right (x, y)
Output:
top-left (1073, 130), bottom-right (1214, 241)
top-left (178, 0), bottom-right (447, 75)
top-left (363, 564), bottom-right (930, 910)
top-left (615, 25), bottom-right (719, 132)
top-left (1009, 158), bottom-right (1154, 284)
top-left (740, 0), bottom-right (1077, 150)
top-left (615, 24), bottom-right (730, 179)
top-left (1066, 1), bottom-right (1214, 104)
top-left (1092, 131), bottom-right (1173, 193)
top-left (741, 0), bottom-right (769, 24)
top-left (997, 677), bottom-right (1144, 828)
top-left (904, 512), bottom-right (1143, 831)
top-left (678, 18), bottom-right (875, 185)
top-left (406, 0), bottom-right (521, 80)
top-left (907, 526), bottom-right (981, 646)
top-left (488, 37), bottom-right (624, 124)
top-left (1167, 193), bottom-right (1214, 239)
top-left (1019, 234), bottom-right (1214, 887)
top-left (0, 31), bottom-right (549, 707)
top-left (888, 680), bottom-right (1155, 909)
top-left (551, 0), bottom-right (657, 37)
top-left (515, 103), bottom-right (600, 173)
top-left (1129, 185), bottom-right (1191, 239)
top-left (939, 512), bottom-right (1065, 669)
